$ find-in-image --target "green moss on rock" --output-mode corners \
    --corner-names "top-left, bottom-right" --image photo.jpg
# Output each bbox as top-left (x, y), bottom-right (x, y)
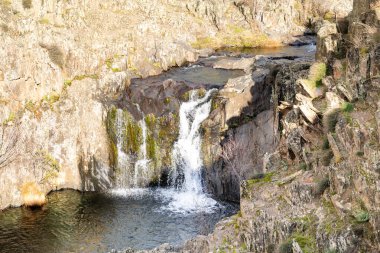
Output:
top-left (125, 120), bottom-right (142, 154)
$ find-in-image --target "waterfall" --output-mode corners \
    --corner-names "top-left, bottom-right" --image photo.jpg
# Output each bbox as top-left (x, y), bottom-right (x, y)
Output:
top-left (158, 89), bottom-right (219, 214)
top-left (171, 89), bottom-right (214, 193)
top-left (115, 109), bottom-right (129, 187)
top-left (134, 105), bottom-right (150, 187)
top-left (111, 90), bottom-right (219, 213)
top-left (113, 107), bottom-right (150, 188)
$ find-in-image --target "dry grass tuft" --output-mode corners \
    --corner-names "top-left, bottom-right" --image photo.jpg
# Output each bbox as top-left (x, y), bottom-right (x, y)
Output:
top-left (20, 182), bottom-right (46, 207)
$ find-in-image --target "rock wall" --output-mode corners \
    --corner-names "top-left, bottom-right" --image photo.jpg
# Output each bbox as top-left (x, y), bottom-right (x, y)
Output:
top-left (176, 0), bottom-right (380, 252)
top-left (0, 0), bottom-right (352, 209)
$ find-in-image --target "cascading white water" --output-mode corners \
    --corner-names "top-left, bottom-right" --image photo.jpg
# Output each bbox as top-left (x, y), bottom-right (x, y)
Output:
top-left (115, 109), bottom-right (129, 187)
top-left (171, 90), bottom-right (213, 192)
top-left (157, 89), bottom-right (219, 214)
top-left (112, 107), bottom-right (150, 189)
top-left (133, 104), bottom-right (150, 187)
top-left (111, 91), bottom-right (220, 213)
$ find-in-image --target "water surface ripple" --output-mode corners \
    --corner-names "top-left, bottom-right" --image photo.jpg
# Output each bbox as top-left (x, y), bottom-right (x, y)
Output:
top-left (0, 189), bottom-right (236, 253)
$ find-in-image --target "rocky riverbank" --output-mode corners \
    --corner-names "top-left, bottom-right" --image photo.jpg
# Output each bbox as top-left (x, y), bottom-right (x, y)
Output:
top-left (0, 0), bottom-right (351, 209)
top-left (128, 0), bottom-right (379, 252)
top-left (4, 1), bottom-right (379, 253)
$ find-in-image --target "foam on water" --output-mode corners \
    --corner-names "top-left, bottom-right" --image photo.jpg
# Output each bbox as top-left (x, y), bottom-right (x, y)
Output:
top-left (155, 189), bottom-right (220, 215)
top-left (108, 188), bottom-right (151, 198)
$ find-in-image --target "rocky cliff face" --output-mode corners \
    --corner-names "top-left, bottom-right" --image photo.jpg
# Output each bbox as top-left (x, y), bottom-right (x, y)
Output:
top-left (171, 0), bottom-right (380, 252)
top-left (0, 0), bottom-right (352, 209)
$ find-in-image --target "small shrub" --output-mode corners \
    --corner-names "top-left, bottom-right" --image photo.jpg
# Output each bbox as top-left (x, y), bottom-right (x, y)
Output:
top-left (341, 102), bottom-right (354, 113)
top-left (315, 178), bottom-right (330, 196)
top-left (293, 234), bottom-right (316, 252)
top-left (43, 92), bottom-right (60, 106)
top-left (356, 151), bottom-right (364, 157)
top-left (2, 112), bottom-right (16, 125)
top-left (63, 80), bottom-right (72, 89)
top-left (279, 240), bottom-right (293, 253)
top-left (355, 211), bottom-right (370, 223)
top-left (324, 11), bottom-right (335, 21)
top-left (308, 63), bottom-right (327, 87)
top-left (22, 0), bottom-right (32, 9)
top-left (164, 97), bottom-right (171, 105)
top-left (299, 162), bottom-right (308, 170)
top-left (323, 108), bottom-right (341, 133)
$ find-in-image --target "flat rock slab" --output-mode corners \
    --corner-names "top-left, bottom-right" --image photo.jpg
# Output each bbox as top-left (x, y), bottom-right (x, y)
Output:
top-left (213, 57), bottom-right (255, 72)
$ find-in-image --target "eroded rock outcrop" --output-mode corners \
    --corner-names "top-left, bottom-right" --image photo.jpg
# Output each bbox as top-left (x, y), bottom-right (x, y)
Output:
top-left (177, 1), bottom-right (380, 252)
top-left (0, 0), bottom-right (353, 209)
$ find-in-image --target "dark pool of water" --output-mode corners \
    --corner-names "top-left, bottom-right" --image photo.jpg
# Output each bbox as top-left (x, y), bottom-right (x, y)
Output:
top-left (0, 189), bottom-right (236, 253)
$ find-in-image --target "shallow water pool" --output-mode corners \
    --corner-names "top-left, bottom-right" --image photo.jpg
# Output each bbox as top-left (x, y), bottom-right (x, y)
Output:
top-left (0, 189), bottom-right (236, 253)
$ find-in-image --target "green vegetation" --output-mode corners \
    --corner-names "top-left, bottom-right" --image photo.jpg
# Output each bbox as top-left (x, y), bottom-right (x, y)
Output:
top-left (299, 62), bottom-right (327, 96)
top-left (44, 152), bottom-right (60, 172)
top-left (308, 63), bottom-right (327, 87)
top-left (25, 100), bottom-right (37, 112)
top-left (64, 74), bottom-right (99, 90)
top-left (0, 0), bottom-right (12, 7)
top-left (211, 98), bottom-right (220, 111)
top-left (106, 107), bottom-right (118, 142)
top-left (145, 114), bottom-right (156, 131)
top-left (42, 92), bottom-right (60, 108)
top-left (359, 47), bottom-right (369, 56)
top-left (2, 112), bottom-right (15, 125)
top-left (146, 133), bottom-right (156, 162)
top-left (191, 37), bottom-right (215, 49)
top-left (38, 18), bottom-right (50, 25)
top-left (125, 119), bottom-right (142, 154)
top-left (299, 162), bottom-right (308, 170)
top-left (181, 91), bottom-right (191, 102)
top-left (41, 151), bottom-right (61, 183)
top-left (109, 140), bottom-right (118, 169)
top-left (247, 172), bottom-right (274, 186)
top-left (164, 97), bottom-right (171, 105)
top-left (292, 234), bottom-right (317, 253)
top-left (279, 240), bottom-right (293, 253)
top-left (227, 24), bottom-right (245, 34)
top-left (341, 102), bottom-right (354, 113)
top-left (105, 57), bottom-right (122, 72)
top-left (356, 151), bottom-right (364, 157)
top-left (355, 211), bottom-right (370, 223)
top-left (321, 199), bottom-right (346, 235)
top-left (324, 11), bottom-right (335, 21)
